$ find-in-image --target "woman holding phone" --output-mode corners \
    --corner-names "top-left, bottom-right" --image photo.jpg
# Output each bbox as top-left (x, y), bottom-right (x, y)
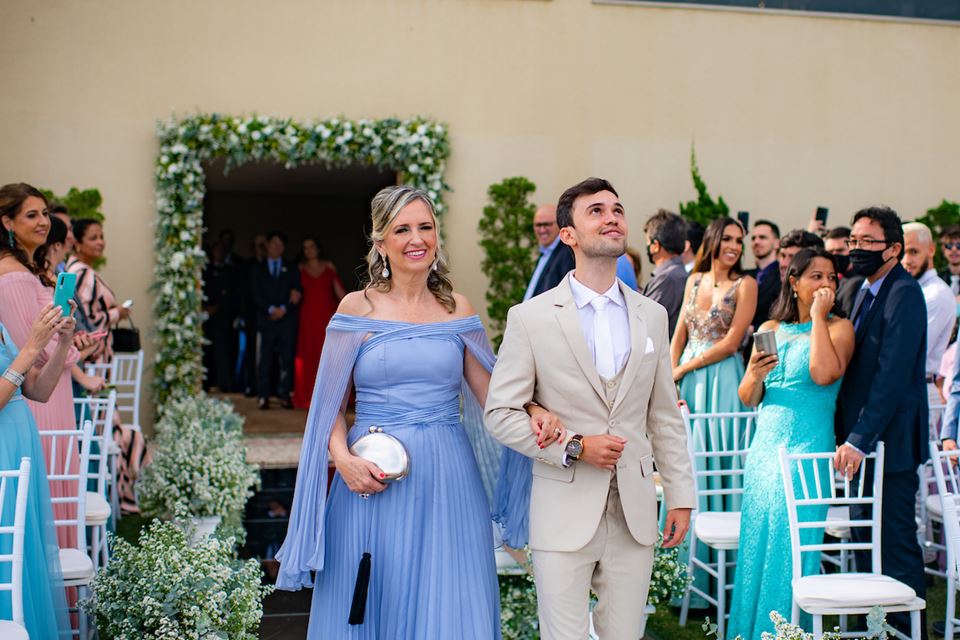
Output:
top-left (727, 247), bottom-right (854, 639)
top-left (0, 183), bottom-right (98, 548)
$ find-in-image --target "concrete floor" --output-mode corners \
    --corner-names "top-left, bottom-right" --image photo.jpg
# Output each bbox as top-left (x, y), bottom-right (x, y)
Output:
top-left (259, 589), bottom-right (312, 639)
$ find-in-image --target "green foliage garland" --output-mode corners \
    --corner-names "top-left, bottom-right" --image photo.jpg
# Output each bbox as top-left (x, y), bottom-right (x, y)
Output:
top-left (477, 177), bottom-right (537, 348)
top-left (153, 114), bottom-right (451, 407)
top-left (679, 147), bottom-right (729, 228)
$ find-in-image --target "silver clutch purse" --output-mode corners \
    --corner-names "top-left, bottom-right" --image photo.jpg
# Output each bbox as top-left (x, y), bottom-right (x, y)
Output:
top-left (349, 426), bottom-right (410, 482)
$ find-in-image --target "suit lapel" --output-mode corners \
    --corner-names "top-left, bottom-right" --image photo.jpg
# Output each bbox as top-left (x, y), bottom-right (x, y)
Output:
top-left (553, 278), bottom-right (607, 405)
top-left (855, 266), bottom-right (899, 345)
top-left (611, 284), bottom-right (648, 413)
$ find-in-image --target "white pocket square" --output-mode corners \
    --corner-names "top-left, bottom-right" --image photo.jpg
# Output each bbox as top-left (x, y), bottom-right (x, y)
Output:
top-left (644, 337), bottom-right (656, 354)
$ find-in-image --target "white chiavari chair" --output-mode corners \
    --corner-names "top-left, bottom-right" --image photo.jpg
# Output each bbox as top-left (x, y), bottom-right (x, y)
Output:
top-left (0, 458), bottom-right (31, 640)
top-left (928, 441), bottom-right (960, 636)
top-left (75, 391), bottom-right (116, 571)
top-left (921, 403), bottom-right (947, 576)
top-left (110, 351), bottom-right (144, 433)
top-left (780, 443), bottom-right (924, 639)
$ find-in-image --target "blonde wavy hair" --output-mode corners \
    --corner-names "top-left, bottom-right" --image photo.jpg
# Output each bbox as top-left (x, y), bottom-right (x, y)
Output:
top-left (364, 185), bottom-right (456, 312)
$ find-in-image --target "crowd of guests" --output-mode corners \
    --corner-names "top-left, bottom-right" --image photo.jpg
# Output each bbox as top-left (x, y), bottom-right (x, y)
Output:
top-left (0, 182), bottom-right (143, 636)
top-left (202, 229), bottom-right (345, 410)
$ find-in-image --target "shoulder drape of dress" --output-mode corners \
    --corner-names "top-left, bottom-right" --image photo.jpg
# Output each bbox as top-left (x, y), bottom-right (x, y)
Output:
top-left (275, 313), bottom-right (503, 591)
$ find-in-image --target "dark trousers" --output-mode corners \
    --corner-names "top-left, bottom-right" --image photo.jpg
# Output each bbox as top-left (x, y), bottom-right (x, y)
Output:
top-left (203, 315), bottom-right (236, 392)
top-left (851, 469), bottom-right (926, 639)
top-left (256, 317), bottom-right (296, 400)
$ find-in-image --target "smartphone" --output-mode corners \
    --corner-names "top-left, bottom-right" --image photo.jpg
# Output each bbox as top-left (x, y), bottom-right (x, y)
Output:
top-left (52, 272), bottom-right (77, 317)
top-left (754, 329), bottom-right (778, 356)
top-left (737, 210), bottom-right (750, 230)
top-left (815, 207), bottom-right (829, 226)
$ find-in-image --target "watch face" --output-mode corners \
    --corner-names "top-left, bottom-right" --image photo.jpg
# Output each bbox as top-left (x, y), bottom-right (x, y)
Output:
top-left (565, 438), bottom-right (583, 460)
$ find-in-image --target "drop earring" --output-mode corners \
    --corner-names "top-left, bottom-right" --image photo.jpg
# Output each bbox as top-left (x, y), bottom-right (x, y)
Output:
top-left (793, 290), bottom-right (798, 298)
top-left (431, 257), bottom-right (439, 272)
top-left (6, 229), bottom-right (13, 248)
top-left (380, 255), bottom-right (390, 279)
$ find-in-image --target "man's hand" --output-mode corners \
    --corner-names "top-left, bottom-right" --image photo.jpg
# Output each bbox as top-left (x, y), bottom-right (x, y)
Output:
top-left (662, 508), bottom-right (692, 548)
top-left (580, 435), bottom-right (626, 471)
top-left (289, 290), bottom-right (302, 305)
top-left (834, 443), bottom-right (866, 480)
top-left (269, 307), bottom-right (286, 321)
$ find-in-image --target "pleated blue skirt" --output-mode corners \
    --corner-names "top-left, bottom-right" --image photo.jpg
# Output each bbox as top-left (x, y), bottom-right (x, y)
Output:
top-left (310, 421), bottom-right (502, 639)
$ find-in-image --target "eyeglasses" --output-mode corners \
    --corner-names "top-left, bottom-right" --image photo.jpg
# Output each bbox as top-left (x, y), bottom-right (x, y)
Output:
top-left (844, 238), bottom-right (888, 250)
top-left (942, 242), bottom-right (960, 251)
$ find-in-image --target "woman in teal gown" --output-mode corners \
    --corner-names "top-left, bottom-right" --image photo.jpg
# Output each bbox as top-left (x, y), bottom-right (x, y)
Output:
top-left (671, 218), bottom-right (757, 606)
top-left (727, 247), bottom-right (855, 639)
top-left (0, 304), bottom-right (74, 637)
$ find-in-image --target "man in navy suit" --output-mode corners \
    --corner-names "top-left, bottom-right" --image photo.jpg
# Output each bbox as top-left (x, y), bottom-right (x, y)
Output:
top-left (524, 204), bottom-right (575, 300)
top-left (250, 231), bottom-right (302, 410)
top-left (834, 206), bottom-right (928, 638)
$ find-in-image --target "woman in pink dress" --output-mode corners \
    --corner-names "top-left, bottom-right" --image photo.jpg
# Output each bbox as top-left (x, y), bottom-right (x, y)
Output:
top-left (292, 238), bottom-right (345, 409)
top-left (0, 183), bottom-right (98, 548)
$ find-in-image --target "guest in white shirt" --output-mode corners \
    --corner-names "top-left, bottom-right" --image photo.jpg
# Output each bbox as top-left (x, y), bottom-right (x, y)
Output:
top-left (524, 205), bottom-right (575, 301)
top-left (903, 222), bottom-right (955, 409)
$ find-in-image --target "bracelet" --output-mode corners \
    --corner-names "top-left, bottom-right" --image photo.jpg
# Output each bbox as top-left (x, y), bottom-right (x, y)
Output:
top-left (699, 354), bottom-right (706, 367)
top-left (1, 367), bottom-right (24, 387)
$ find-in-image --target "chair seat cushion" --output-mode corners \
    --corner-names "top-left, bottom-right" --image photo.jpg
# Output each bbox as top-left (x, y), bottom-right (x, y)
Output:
top-left (927, 494), bottom-right (943, 519)
top-left (59, 547), bottom-right (94, 582)
top-left (794, 573), bottom-right (916, 609)
top-left (825, 506), bottom-right (851, 539)
top-left (694, 511), bottom-right (741, 547)
top-left (0, 620), bottom-right (29, 640)
top-left (85, 491), bottom-right (111, 524)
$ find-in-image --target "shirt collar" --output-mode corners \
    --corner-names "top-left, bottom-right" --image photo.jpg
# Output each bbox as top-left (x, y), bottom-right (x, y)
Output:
top-left (540, 235), bottom-right (562, 256)
top-left (652, 256), bottom-right (684, 277)
top-left (860, 269), bottom-right (890, 296)
top-left (919, 268), bottom-right (939, 286)
top-left (569, 273), bottom-right (626, 310)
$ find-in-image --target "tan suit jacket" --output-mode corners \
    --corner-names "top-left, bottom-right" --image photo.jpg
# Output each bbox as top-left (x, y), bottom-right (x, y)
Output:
top-left (485, 275), bottom-right (695, 552)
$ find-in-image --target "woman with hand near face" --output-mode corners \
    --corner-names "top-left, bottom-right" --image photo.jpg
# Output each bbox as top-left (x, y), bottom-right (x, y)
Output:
top-left (727, 247), bottom-right (855, 639)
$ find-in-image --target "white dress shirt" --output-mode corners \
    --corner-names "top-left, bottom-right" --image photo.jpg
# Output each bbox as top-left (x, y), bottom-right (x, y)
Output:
top-left (568, 274), bottom-right (632, 376)
top-left (919, 269), bottom-right (956, 376)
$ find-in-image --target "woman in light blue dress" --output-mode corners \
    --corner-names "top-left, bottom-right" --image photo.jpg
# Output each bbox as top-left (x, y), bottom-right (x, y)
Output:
top-left (727, 247), bottom-right (855, 639)
top-left (276, 186), bottom-right (548, 639)
top-left (0, 303), bottom-right (74, 637)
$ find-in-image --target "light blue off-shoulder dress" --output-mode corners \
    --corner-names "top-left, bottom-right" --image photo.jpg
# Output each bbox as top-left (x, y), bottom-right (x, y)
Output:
top-left (0, 324), bottom-right (70, 637)
top-left (276, 314), bottom-right (502, 639)
top-left (727, 320), bottom-right (839, 639)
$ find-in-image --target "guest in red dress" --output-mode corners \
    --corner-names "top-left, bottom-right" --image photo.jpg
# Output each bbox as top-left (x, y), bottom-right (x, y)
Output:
top-left (292, 238), bottom-right (345, 409)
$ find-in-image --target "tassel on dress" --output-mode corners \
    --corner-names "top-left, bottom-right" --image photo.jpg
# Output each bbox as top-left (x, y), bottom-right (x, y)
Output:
top-left (348, 551), bottom-right (372, 624)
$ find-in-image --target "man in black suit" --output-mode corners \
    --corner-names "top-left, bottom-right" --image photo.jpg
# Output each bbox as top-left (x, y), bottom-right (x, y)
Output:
top-left (250, 231), bottom-right (302, 410)
top-left (747, 219), bottom-right (781, 331)
top-left (523, 204), bottom-right (574, 300)
top-left (835, 206), bottom-right (928, 638)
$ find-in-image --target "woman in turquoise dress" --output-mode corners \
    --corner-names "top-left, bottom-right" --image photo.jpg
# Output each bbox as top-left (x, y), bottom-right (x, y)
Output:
top-left (671, 217), bottom-right (756, 606)
top-left (727, 247), bottom-right (855, 639)
top-left (0, 303), bottom-right (74, 637)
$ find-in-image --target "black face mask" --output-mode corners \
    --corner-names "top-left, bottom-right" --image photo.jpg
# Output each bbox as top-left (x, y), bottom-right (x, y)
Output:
top-left (849, 248), bottom-right (889, 277)
top-left (833, 253), bottom-right (851, 275)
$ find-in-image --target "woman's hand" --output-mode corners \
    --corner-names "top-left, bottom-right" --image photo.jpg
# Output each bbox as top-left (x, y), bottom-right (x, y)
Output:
top-left (811, 287), bottom-right (835, 320)
top-left (73, 331), bottom-right (100, 360)
top-left (332, 452), bottom-right (387, 496)
top-left (117, 305), bottom-right (131, 321)
top-left (25, 304), bottom-right (67, 354)
top-left (745, 350), bottom-right (779, 382)
top-left (672, 363), bottom-right (690, 383)
top-left (78, 374), bottom-right (107, 394)
top-left (528, 405), bottom-right (567, 448)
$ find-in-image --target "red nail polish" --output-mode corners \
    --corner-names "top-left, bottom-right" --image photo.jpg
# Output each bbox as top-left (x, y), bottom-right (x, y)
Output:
top-left (379, 473), bottom-right (385, 478)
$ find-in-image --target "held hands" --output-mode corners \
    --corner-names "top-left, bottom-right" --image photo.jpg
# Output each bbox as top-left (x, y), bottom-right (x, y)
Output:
top-left (580, 435), bottom-right (627, 471)
top-left (333, 452), bottom-right (388, 496)
top-left (811, 287), bottom-right (835, 320)
top-left (289, 290), bottom-right (302, 306)
top-left (661, 508), bottom-right (692, 548)
top-left (527, 405), bottom-right (567, 449)
top-left (834, 443), bottom-right (866, 480)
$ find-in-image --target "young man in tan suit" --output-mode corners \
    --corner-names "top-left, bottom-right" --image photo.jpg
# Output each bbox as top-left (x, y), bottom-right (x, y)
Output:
top-left (485, 178), bottom-right (695, 640)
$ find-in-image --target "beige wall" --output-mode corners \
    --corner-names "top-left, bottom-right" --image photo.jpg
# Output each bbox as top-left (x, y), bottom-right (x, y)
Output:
top-left (1, 0), bottom-right (958, 419)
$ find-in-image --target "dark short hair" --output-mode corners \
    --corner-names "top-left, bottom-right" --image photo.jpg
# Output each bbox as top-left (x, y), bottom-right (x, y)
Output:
top-left (266, 230), bottom-right (287, 244)
top-left (941, 224), bottom-right (960, 242)
top-left (779, 229), bottom-right (824, 251)
top-left (46, 215), bottom-right (68, 246)
top-left (753, 219), bottom-right (780, 238)
top-left (851, 206), bottom-right (904, 259)
top-left (693, 217), bottom-right (744, 276)
top-left (769, 247), bottom-right (845, 323)
top-left (643, 209), bottom-right (686, 255)
top-left (685, 220), bottom-right (705, 255)
top-left (825, 226), bottom-right (851, 240)
top-left (50, 203), bottom-right (68, 216)
top-left (556, 178), bottom-right (619, 229)
top-left (71, 218), bottom-right (101, 243)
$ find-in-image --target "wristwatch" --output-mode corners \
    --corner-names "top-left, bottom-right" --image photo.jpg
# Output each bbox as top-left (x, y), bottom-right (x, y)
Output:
top-left (564, 434), bottom-right (584, 462)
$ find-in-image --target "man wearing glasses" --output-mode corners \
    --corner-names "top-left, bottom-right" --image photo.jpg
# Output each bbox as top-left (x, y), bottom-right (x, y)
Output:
top-left (834, 206), bottom-right (928, 638)
top-left (938, 224), bottom-right (960, 297)
top-left (524, 204), bottom-right (576, 301)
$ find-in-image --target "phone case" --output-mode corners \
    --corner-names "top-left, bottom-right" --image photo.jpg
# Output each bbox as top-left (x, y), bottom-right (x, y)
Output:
top-left (52, 272), bottom-right (77, 316)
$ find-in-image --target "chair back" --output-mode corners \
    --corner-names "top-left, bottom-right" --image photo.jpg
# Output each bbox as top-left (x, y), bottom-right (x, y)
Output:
top-left (74, 391), bottom-right (117, 497)
top-left (942, 493), bottom-right (960, 581)
top-left (0, 458), bottom-right (31, 624)
top-left (779, 443), bottom-right (885, 583)
top-left (931, 403), bottom-right (947, 443)
top-left (111, 351), bottom-right (144, 431)
top-left (681, 405), bottom-right (758, 512)
top-left (38, 421), bottom-right (93, 552)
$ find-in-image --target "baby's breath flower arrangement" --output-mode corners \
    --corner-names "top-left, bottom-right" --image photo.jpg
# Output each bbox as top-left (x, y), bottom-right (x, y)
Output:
top-left (84, 515), bottom-right (272, 639)
top-left (647, 531), bottom-right (693, 606)
top-left (703, 608), bottom-right (894, 639)
top-left (139, 394), bottom-right (258, 521)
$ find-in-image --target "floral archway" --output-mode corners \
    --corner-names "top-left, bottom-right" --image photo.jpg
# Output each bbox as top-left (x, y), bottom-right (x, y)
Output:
top-left (152, 114), bottom-right (451, 406)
